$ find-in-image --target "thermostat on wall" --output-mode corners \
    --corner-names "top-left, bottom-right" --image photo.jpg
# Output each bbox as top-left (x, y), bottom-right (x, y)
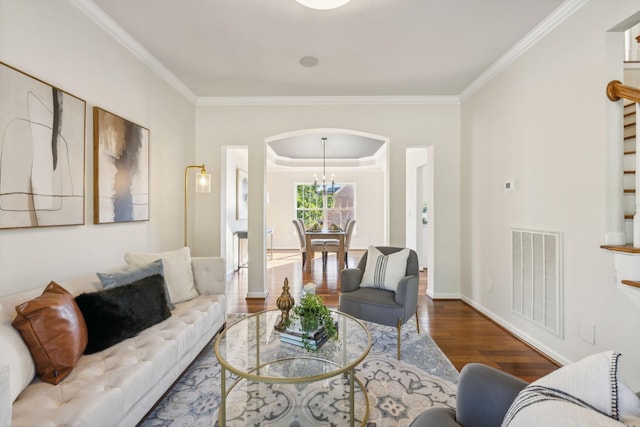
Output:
top-left (505, 180), bottom-right (517, 192)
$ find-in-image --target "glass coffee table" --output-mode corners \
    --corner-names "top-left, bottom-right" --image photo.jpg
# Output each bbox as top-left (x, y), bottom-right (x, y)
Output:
top-left (214, 309), bottom-right (371, 426)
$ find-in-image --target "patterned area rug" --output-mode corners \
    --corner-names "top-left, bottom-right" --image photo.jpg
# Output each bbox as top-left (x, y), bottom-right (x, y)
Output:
top-left (141, 314), bottom-right (458, 426)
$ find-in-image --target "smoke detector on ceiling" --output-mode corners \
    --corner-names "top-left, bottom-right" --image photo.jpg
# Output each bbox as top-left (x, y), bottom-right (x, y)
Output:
top-left (299, 56), bottom-right (319, 67)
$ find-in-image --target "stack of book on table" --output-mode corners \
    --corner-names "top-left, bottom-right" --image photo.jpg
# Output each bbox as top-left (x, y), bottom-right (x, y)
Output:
top-left (279, 320), bottom-right (337, 350)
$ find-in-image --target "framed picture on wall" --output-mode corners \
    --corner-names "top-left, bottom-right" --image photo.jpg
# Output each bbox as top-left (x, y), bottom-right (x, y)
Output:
top-left (93, 107), bottom-right (150, 224)
top-left (236, 168), bottom-right (248, 220)
top-left (0, 61), bottom-right (86, 229)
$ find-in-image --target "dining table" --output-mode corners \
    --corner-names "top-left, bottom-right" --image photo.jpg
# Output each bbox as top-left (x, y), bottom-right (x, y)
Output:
top-left (305, 229), bottom-right (346, 272)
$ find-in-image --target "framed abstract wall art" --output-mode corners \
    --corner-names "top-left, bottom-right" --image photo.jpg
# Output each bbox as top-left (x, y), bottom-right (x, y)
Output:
top-left (93, 107), bottom-right (149, 224)
top-left (236, 168), bottom-right (248, 220)
top-left (0, 61), bottom-right (86, 229)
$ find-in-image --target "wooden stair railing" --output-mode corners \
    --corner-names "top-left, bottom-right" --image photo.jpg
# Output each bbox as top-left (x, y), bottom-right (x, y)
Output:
top-left (607, 81), bottom-right (639, 248)
top-left (624, 103), bottom-right (638, 229)
top-left (605, 81), bottom-right (640, 299)
top-left (607, 80), bottom-right (640, 103)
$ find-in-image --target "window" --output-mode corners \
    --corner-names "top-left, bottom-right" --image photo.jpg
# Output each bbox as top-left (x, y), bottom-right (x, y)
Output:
top-left (295, 183), bottom-right (355, 228)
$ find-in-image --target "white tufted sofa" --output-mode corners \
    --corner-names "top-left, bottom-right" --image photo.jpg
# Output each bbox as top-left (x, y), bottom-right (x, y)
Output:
top-left (0, 256), bottom-right (226, 427)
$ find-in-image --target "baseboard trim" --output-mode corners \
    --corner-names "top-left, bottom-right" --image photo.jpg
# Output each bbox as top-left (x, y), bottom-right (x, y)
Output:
top-left (428, 290), bottom-right (461, 299)
top-left (460, 296), bottom-right (570, 366)
top-left (246, 291), bottom-right (269, 299)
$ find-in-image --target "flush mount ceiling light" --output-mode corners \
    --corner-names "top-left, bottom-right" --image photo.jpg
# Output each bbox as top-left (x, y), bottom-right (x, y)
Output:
top-left (295, 0), bottom-right (352, 10)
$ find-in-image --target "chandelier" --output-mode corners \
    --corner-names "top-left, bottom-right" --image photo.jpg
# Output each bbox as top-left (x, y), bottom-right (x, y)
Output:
top-left (314, 137), bottom-right (334, 195)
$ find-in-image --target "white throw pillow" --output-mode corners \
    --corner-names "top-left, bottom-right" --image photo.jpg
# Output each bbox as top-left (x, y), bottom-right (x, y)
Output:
top-left (360, 246), bottom-right (410, 292)
top-left (503, 398), bottom-right (625, 427)
top-left (0, 365), bottom-right (11, 427)
top-left (0, 306), bottom-right (35, 402)
top-left (503, 351), bottom-right (640, 427)
top-left (124, 247), bottom-right (198, 303)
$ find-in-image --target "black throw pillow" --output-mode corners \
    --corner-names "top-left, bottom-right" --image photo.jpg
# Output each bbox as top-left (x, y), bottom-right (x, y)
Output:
top-left (75, 274), bottom-right (171, 354)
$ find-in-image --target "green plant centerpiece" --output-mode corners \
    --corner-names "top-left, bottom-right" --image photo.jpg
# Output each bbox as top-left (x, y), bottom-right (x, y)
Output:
top-left (287, 292), bottom-right (338, 351)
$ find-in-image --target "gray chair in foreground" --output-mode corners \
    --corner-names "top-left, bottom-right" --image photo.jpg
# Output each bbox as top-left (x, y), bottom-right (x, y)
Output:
top-left (339, 246), bottom-right (420, 359)
top-left (409, 363), bottom-right (527, 427)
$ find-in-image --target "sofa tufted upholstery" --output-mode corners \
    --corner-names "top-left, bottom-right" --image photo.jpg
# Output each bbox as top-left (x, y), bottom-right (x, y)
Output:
top-left (0, 256), bottom-right (226, 427)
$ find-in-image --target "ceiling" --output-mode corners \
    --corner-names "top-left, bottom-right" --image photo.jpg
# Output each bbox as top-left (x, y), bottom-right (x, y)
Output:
top-left (88, 0), bottom-right (566, 98)
top-left (83, 0), bottom-right (567, 160)
top-left (267, 132), bottom-right (386, 166)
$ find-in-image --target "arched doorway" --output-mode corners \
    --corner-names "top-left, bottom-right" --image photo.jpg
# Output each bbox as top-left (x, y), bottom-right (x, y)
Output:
top-left (264, 128), bottom-right (390, 280)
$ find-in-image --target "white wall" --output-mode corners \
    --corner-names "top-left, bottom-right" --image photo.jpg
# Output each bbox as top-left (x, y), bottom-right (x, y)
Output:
top-left (267, 168), bottom-right (385, 250)
top-left (0, 0), bottom-right (196, 296)
top-left (195, 103), bottom-right (460, 298)
top-left (461, 1), bottom-right (640, 389)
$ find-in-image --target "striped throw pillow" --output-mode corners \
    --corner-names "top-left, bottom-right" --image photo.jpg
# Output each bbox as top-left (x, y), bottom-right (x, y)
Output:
top-left (360, 246), bottom-right (410, 292)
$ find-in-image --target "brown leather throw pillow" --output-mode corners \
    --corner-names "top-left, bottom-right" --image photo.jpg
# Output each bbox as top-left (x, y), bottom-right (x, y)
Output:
top-left (12, 281), bottom-right (88, 385)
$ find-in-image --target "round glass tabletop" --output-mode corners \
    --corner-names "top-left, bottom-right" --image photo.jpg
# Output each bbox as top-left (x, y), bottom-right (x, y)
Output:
top-left (214, 309), bottom-right (372, 383)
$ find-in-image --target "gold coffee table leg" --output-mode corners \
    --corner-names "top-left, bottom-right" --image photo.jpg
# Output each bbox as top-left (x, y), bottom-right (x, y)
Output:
top-left (350, 369), bottom-right (355, 427)
top-left (220, 365), bottom-right (226, 426)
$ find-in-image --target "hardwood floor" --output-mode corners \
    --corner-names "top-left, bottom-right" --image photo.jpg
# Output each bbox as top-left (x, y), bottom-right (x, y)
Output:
top-left (228, 250), bottom-right (560, 383)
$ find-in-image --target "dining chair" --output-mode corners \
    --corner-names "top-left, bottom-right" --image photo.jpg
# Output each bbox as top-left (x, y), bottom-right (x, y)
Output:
top-left (315, 218), bottom-right (352, 248)
top-left (321, 218), bottom-right (352, 246)
top-left (324, 219), bottom-right (355, 268)
top-left (296, 219), bottom-right (327, 251)
top-left (292, 219), bottom-right (326, 270)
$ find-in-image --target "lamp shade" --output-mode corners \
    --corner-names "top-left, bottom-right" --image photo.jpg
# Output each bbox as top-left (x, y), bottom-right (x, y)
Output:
top-left (196, 172), bottom-right (211, 193)
top-left (295, 0), bottom-right (351, 10)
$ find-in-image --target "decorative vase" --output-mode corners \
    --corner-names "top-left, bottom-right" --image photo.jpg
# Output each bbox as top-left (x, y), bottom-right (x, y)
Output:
top-left (275, 278), bottom-right (295, 331)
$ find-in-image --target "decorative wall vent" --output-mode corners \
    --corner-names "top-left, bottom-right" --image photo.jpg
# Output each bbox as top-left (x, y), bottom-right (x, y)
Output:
top-left (512, 228), bottom-right (563, 337)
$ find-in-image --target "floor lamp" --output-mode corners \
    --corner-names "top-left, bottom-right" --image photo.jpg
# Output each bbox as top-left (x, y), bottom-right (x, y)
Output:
top-left (184, 164), bottom-right (211, 247)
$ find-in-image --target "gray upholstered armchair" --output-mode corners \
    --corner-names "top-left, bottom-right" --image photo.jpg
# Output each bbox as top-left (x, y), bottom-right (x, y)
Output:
top-left (409, 363), bottom-right (528, 427)
top-left (339, 246), bottom-right (420, 359)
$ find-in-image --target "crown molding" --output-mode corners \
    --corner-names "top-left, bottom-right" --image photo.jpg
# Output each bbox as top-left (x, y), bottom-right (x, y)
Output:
top-left (459, 0), bottom-right (588, 102)
top-left (68, 0), bottom-right (197, 103)
top-left (196, 95), bottom-right (459, 106)
top-left (70, 0), bottom-right (584, 107)
top-left (271, 157), bottom-right (376, 168)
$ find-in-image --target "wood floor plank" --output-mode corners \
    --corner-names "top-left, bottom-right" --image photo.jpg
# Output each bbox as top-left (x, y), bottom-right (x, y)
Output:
top-left (229, 249), bottom-right (560, 382)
